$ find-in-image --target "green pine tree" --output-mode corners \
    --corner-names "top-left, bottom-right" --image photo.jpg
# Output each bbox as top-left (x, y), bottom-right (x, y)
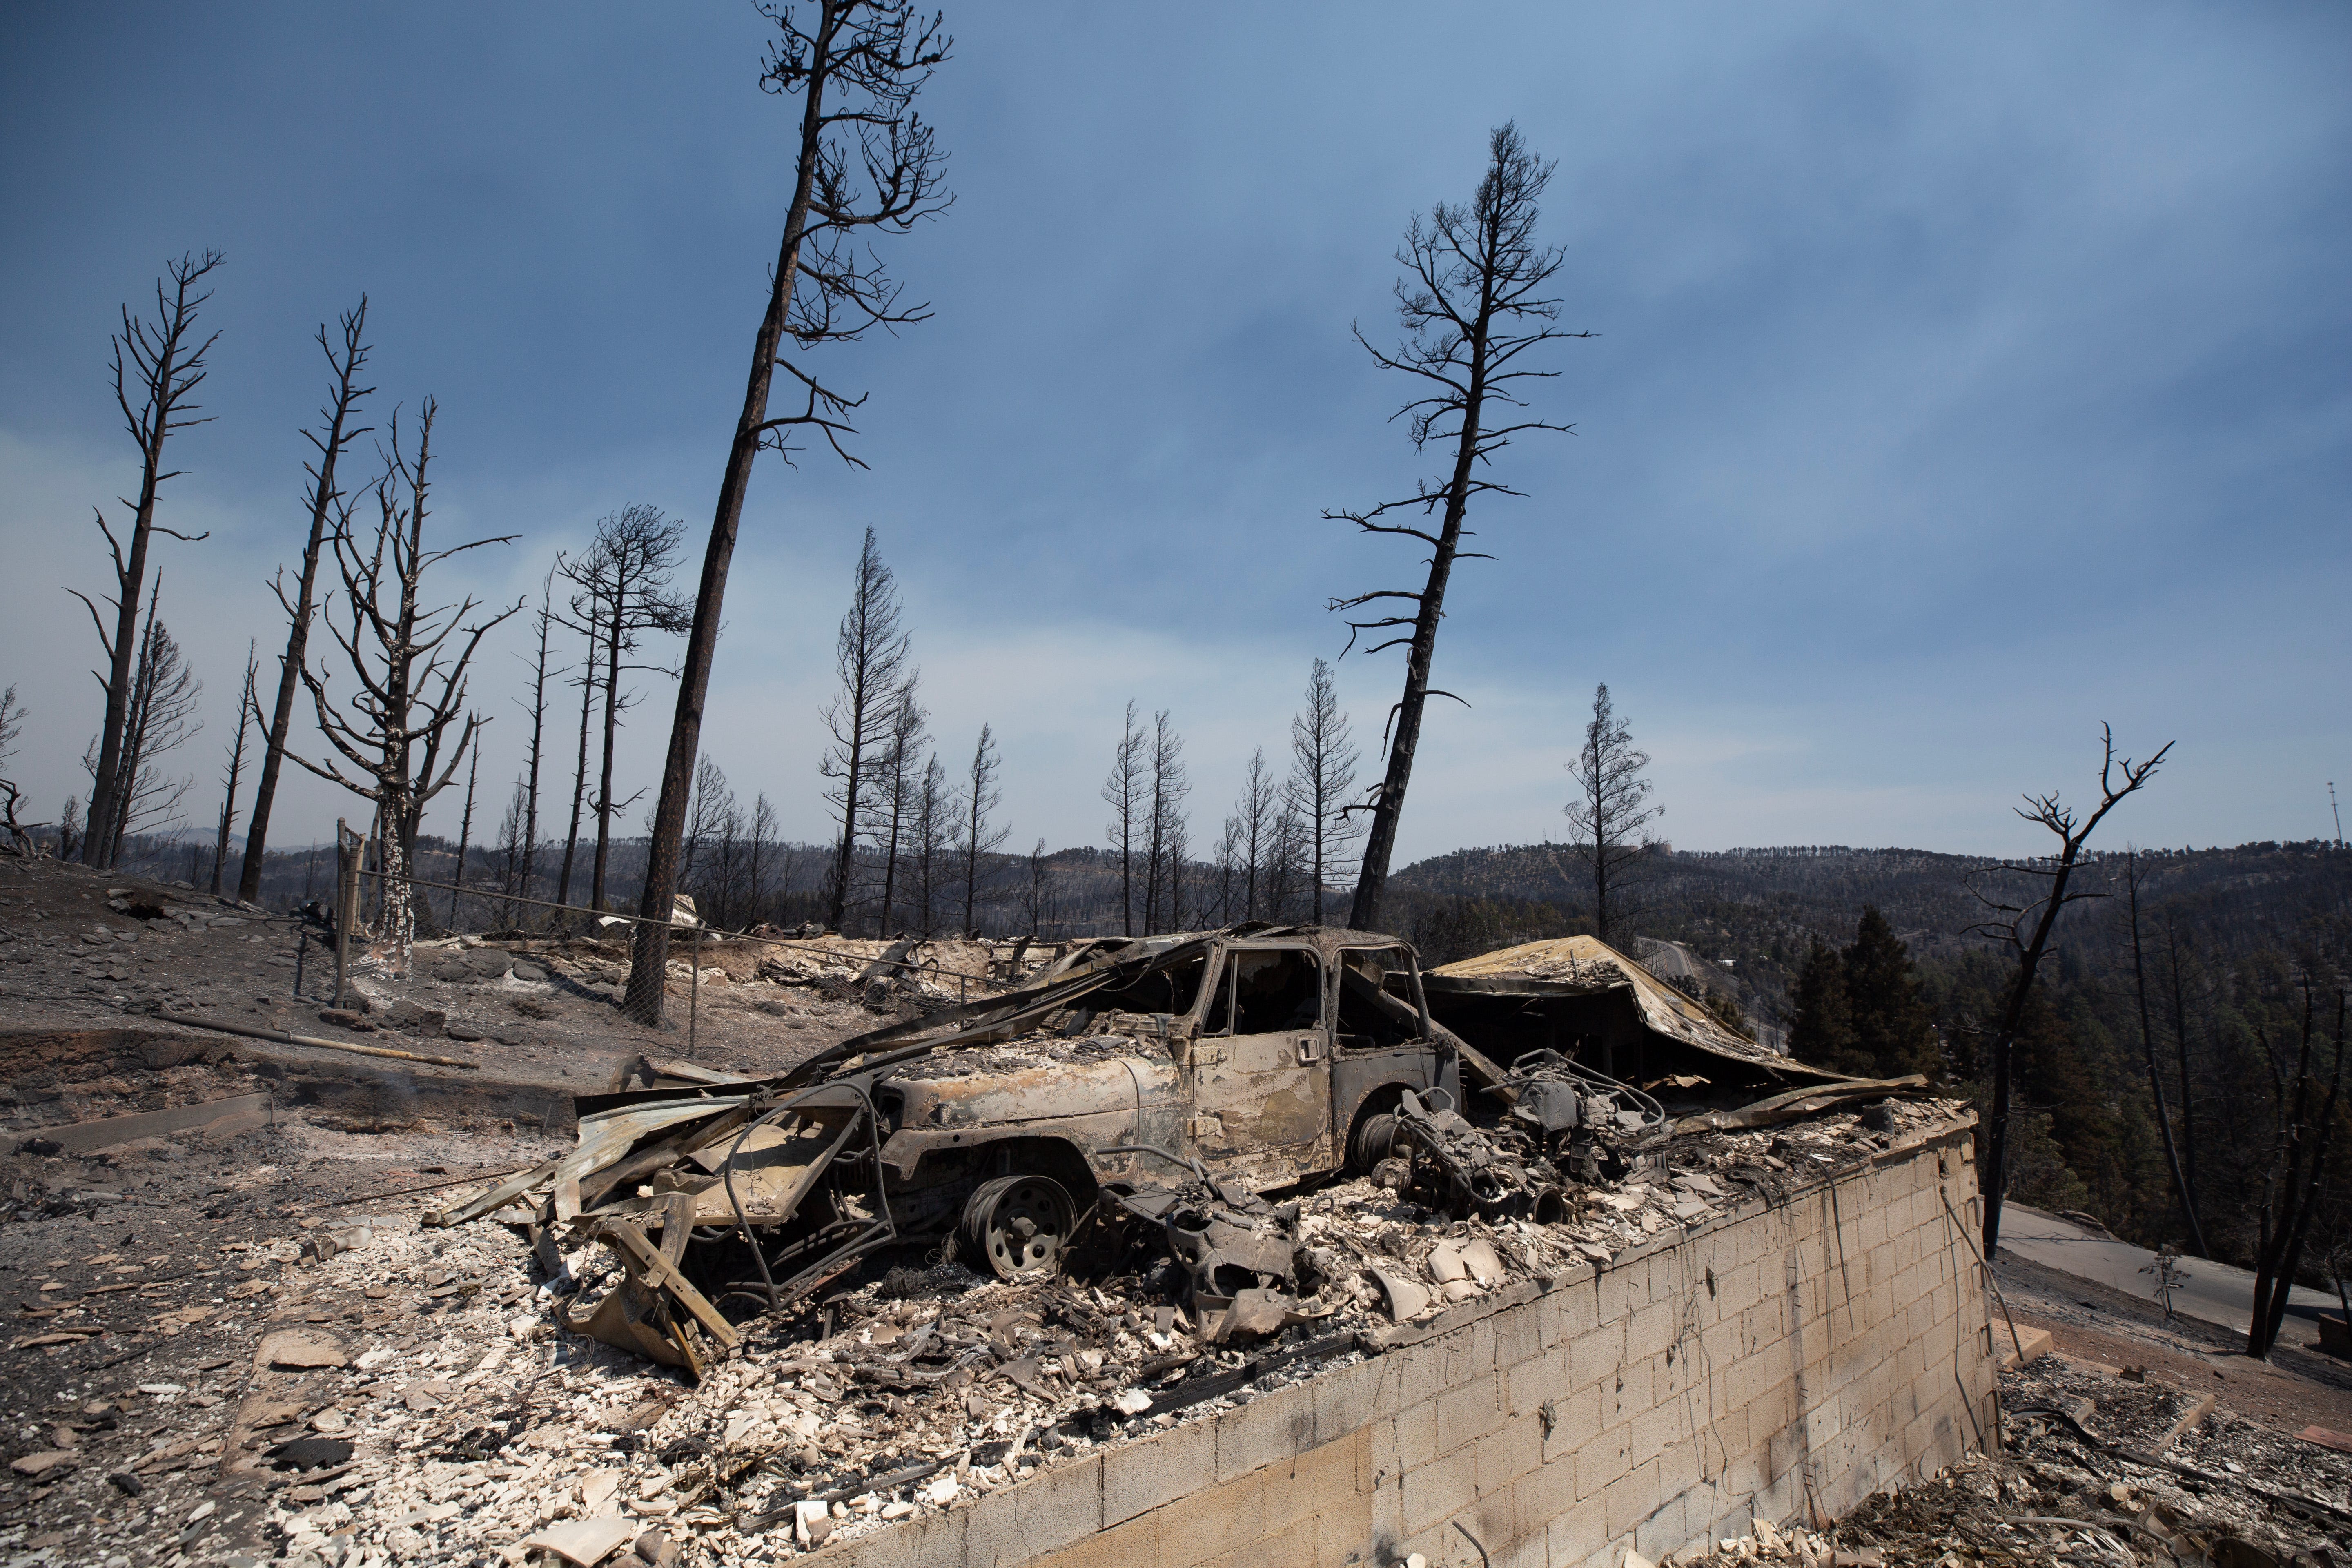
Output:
top-left (1788, 938), bottom-right (1866, 1075)
top-left (1841, 905), bottom-right (1939, 1080)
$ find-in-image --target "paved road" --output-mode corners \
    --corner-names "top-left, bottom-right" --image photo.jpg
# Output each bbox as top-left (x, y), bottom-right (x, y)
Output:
top-left (1997, 1203), bottom-right (2337, 1335)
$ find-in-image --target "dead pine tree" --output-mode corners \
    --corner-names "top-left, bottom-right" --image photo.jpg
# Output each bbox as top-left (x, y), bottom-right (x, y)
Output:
top-left (1325, 124), bottom-right (1589, 931)
top-left (1231, 746), bottom-right (1276, 920)
top-left (2246, 974), bottom-right (2348, 1358)
top-left (1562, 684), bottom-right (1662, 943)
top-left (868, 675), bottom-right (927, 934)
top-left (87, 580), bottom-right (203, 861)
top-left (75, 249), bottom-right (225, 870)
top-left (1102, 701), bottom-right (1144, 936)
top-left (511, 566), bottom-right (558, 905)
top-left (956, 724), bottom-right (1008, 934)
top-left (209, 642), bottom-right (260, 895)
top-left (1969, 725), bottom-right (2170, 1257)
top-left (1285, 657), bottom-right (1362, 923)
top-left (289, 402), bottom-right (518, 969)
top-left (820, 528), bottom-right (912, 932)
top-left (626, 0), bottom-right (952, 1022)
top-left (555, 570), bottom-right (599, 911)
top-left (240, 298), bottom-right (373, 903)
top-left (1142, 711), bottom-right (1187, 935)
top-left (448, 742), bottom-right (479, 929)
top-left (557, 505), bottom-right (691, 913)
top-left (0, 685), bottom-right (29, 854)
top-left (2125, 850), bottom-right (2208, 1256)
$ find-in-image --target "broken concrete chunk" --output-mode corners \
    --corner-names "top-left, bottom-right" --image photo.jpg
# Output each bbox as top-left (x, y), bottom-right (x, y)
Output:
top-left (578, 1468), bottom-right (622, 1514)
top-left (1459, 1237), bottom-right (1504, 1285)
top-left (1371, 1267), bottom-right (1430, 1322)
top-left (260, 1328), bottom-right (350, 1369)
top-left (1427, 1242), bottom-right (1468, 1284)
top-left (522, 1516), bottom-right (638, 1566)
top-left (631, 1532), bottom-right (678, 1568)
top-left (1110, 1388), bottom-right (1154, 1415)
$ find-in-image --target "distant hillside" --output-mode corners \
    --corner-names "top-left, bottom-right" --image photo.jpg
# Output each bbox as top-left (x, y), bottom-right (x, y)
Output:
top-left (1388, 839), bottom-right (2352, 1033)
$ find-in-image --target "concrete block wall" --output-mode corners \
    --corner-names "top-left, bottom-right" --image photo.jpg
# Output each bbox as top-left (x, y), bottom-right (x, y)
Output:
top-left (813, 1118), bottom-right (1994, 1568)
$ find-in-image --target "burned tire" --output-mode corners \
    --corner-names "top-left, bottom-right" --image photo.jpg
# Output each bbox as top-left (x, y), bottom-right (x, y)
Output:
top-left (960, 1173), bottom-right (1077, 1280)
top-left (1349, 1111), bottom-right (1399, 1173)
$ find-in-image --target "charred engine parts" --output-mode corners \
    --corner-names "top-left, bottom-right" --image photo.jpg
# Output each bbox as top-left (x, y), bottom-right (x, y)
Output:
top-left (1382, 1054), bottom-right (1666, 1223)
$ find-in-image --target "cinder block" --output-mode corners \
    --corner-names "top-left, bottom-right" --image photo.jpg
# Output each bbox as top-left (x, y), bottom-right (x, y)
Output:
top-left (1311, 1354), bottom-right (1392, 1449)
top-left (1395, 1397), bottom-right (1438, 1468)
top-left (1310, 1489), bottom-right (1379, 1568)
top-left (1508, 1345), bottom-right (1572, 1420)
top-left (1103, 1415), bottom-right (1217, 1527)
top-left (1540, 1380), bottom-right (1602, 1466)
top-left (1011, 1453), bottom-right (1106, 1557)
top-left (1494, 1299), bottom-right (1543, 1371)
top-left (1019, 1506), bottom-right (1165, 1568)
top-left (1436, 1372), bottom-right (1504, 1452)
top-left (1623, 1299), bottom-right (1679, 1365)
top-left (1214, 1381), bottom-right (1316, 1483)
top-left (1603, 1458), bottom-right (1662, 1540)
top-left (1475, 1410), bottom-right (1544, 1497)
top-left (1288, 1428), bottom-right (1368, 1508)
top-left (1178, 1466), bottom-right (1268, 1563)
top-left (1401, 1440), bottom-right (1479, 1536)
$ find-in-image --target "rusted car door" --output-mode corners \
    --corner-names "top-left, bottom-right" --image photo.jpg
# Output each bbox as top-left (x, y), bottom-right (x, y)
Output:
top-left (1187, 942), bottom-right (1334, 1187)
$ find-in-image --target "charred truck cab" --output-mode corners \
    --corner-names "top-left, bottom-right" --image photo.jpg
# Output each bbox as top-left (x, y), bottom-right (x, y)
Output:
top-left (862, 928), bottom-right (1460, 1279)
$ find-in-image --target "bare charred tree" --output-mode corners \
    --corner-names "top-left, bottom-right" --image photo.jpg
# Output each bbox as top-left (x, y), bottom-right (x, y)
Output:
top-left (748, 792), bottom-right (779, 926)
top-left (2247, 972), bottom-right (2347, 1358)
top-left (1165, 813), bottom-right (1191, 931)
top-left (1285, 657), bottom-right (1361, 923)
top-left (87, 581), bottom-right (203, 859)
top-left (1326, 125), bottom-right (1587, 931)
top-left (626, 0), bottom-right (952, 1021)
top-left (1020, 837), bottom-right (1052, 937)
top-left (956, 723), bottom-right (1007, 934)
top-left (869, 675), bottom-right (926, 933)
top-left (1231, 747), bottom-right (1276, 921)
top-left (1969, 725), bottom-right (2170, 1257)
top-left (448, 743), bottom-right (479, 929)
top-left (820, 528), bottom-right (911, 932)
top-left (913, 753), bottom-right (947, 936)
top-left (512, 567), bottom-right (557, 903)
top-left (1103, 700), bottom-right (1144, 935)
top-left (1264, 806), bottom-right (1307, 922)
top-left (0, 686), bottom-right (30, 854)
top-left (1563, 684), bottom-right (1662, 943)
top-left (556, 584), bottom-right (598, 910)
top-left (209, 643), bottom-right (259, 895)
top-left (494, 778), bottom-right (529, 928)
top-left (2125, 851), bottom-right (2208, 1256)
top-left (557, 506), bottom-right (691, 913)
top-left (289, 402), bottom-right (518, 968)
top-left (1142, 711), bottom-right (1187, 935)
top-left (239, 298), bottom-right (373, 903)
top-left (76, 250), bottom-right (225, 870)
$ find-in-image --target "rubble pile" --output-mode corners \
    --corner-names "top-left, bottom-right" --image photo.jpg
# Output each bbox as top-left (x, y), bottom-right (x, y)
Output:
top-left (1676, 1355), bottom-right (2352, 1568)
top-left (243, 1092), bottom-right (1964, 1566)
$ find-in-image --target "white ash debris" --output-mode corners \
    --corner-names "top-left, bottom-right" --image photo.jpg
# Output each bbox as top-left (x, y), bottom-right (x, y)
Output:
top-left (261, 1098), bottom-right (1962, 1566)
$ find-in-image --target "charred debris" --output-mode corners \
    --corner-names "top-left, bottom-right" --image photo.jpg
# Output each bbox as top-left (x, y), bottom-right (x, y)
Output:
top-left (427, 926), bottom-right (1932, 1378)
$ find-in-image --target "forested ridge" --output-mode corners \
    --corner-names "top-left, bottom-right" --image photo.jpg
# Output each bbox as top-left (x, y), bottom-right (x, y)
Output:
top-left (1390, 839), bottom-right (2352, 1276)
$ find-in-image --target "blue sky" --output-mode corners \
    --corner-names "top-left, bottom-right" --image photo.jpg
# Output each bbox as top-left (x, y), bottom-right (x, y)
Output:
top-left (2, 2), bottom-right (2346, 865)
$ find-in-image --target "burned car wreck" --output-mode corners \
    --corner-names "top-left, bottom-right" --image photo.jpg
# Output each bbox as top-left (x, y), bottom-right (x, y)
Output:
top-left (428, 925), bottom-right (1500, 1365)
top-left (427, 925), bottom-right (1921, 1376)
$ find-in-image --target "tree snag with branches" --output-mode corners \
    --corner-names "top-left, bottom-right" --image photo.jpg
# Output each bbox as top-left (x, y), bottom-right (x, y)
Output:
top-left (1969, 724), bottom-right (2170, 1257)
top-left (626, 0), bottom-right (951, 1022)
top-left (239, 297), bottom-right (372, 902)
top-left (76, 249), bottom-right (224, 870)
top-left (1103, 700), bottom-right (1144, 936)
top-left (956, 722), bottom-right (1007, 933)
top-left (820, 527), bottom-right (911, 931)
top-left (209, 642), bottom-right (259, 895)
top-left (2125, 851), bottom-right (2208, 1257)
top-left (290, 402), bottom-right (518, 969)
top-left (2245, 972), bottom-right (2347, 1358)
top-left (558, 505), bottom-right (690, 912)
top-left (1563, 683), bottom-right (1662, 943)
top-left (1326, 124), bottom-right (1588, 931)
top-left (1286, 657), bottom-right (1361, 923)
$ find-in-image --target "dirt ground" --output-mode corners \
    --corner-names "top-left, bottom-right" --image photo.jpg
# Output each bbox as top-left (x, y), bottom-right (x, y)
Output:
top-left (0, 851), bottom-right (888, 1565)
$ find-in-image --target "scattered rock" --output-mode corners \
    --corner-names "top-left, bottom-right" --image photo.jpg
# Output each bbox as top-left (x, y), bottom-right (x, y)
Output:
top-left (9, 1450), bottom-right (76, 1478)
top-left (260, 1327), bottom-right (350, 1369)
top-left (521, 1515), bottom-right (637, 1566)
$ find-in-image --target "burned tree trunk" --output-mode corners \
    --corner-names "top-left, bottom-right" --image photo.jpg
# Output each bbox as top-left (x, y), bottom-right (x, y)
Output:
top-left (1103, 700), bottom-right (1144, 936)
top-left (239, 298), bottom-right (372, 903)
top-left (821, 528), bottom-right (911, 931)
top-left (1563, 683), bottom-right (1662, 943)
top-left (1326, 127), bottom-right (1586, 931)
top-left (210, 643), bottom-right (259, 896)
top-left (2126, 852), bottom-right (2207, 1256)
top-left (288, 402), bottom-right (517, 969)
top-left (625, 0), bottom-right (950, 1022)
top-left (1285, 657), bottom-right (1361, 924)
top-left (1969, 725), bottom-right (2169, 1257)
top-left (77, 250), bottom-right (224, 870)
